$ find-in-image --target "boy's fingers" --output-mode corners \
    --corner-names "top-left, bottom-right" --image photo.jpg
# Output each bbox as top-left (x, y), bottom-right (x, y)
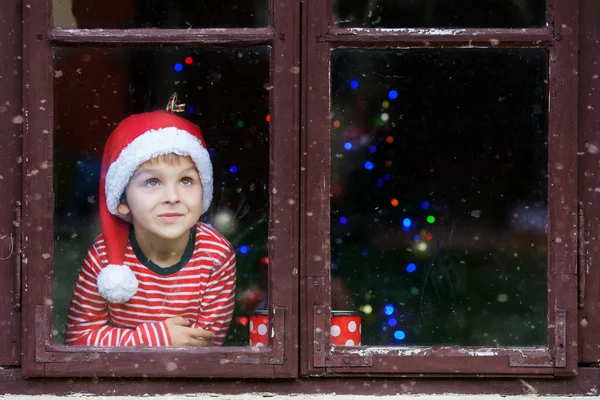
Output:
top-left (185, 327), bottom-right (214, 339)
top-left (167, 316), bottom-right (191, 326)
top-left (187, 337), bottom-right (212, 347)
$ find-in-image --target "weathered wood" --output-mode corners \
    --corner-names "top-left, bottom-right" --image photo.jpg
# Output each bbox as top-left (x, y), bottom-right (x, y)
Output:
top-left (578, 0), bottom-right (600, 365)
top-left (0, 0), bottom-right (23, 367)
top-left (48, 27), bottom-right (275, 45)
top-left (326, 27), bottom-right (554, 47)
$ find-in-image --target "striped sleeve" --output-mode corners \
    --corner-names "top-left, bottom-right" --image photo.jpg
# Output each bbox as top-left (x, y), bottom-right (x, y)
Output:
top-left (192, 243), bottom-right (236, 346)
top-left (64, 242), bottom-right (171, 347)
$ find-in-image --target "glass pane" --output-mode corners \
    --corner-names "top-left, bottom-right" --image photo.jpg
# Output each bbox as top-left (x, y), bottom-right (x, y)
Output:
top-left (333, 0), bottom-right (546, 28)
top-left (53, 46), bottom-right (270, 347)
top-left (53, 0), bottom-right (268, 29)
top-left (331, 48), bottom-right (548, 347)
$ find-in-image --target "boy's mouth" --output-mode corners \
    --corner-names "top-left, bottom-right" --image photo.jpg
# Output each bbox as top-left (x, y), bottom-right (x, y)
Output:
top-left (158, 213), bottom-right (184, 222)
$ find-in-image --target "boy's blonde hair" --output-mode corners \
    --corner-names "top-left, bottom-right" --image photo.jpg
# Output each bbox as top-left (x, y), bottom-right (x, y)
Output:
top-left (142, 153), bottom-right (195, 167)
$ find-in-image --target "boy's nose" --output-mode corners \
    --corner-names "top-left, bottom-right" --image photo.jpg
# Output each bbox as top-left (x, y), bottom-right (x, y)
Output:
top-left (162, 184), bottom-right (180, 203)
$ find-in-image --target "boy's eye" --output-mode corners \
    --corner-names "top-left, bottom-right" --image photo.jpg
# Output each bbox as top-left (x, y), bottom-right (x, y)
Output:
top-left (181, 177), bottom-right (194, 185)
top-left (145, 179), bottom-right (159, 187)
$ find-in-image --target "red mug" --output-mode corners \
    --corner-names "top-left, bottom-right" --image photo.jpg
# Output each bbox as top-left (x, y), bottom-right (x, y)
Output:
top-left (331, 310), bottom-right (361, 346)
top-left (249, 310), bottom-right (269, 348)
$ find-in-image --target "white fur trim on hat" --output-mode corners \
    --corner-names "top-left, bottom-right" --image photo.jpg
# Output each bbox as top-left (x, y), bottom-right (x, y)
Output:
top-left (97, 264), bottom-right (139, 304)
top-left (105, 127), bottom-right (213, 217)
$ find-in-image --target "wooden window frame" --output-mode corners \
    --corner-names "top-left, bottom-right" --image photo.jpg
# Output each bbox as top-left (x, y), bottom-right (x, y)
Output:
top-left (0, 0), bottom-right (23, 367)
top-left (301, 0), bottom-right (580, 377)
top-left (21, 0), bottom-right (300, 378)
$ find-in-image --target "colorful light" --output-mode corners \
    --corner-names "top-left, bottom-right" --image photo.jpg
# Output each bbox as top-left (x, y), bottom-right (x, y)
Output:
top-left (185, 104), bottom-right (195, 114)
top-left (384, 174), bottom-right (391, 181)
top-left (394, 330), bottom-right (406, 340)
top-left (417, 242), bottom-right (428, 251)
top-left (344, 142), bottom-right (353, 150)
top-left (385, 160), bottom-right (393, 167)
top-left (427, 215), bottom-right (436, 224)
top-left (266, 114), bottom-right (271, 122)
top-left (388, 318), bottom-right (397, 327)
top-left (350, 79), bottom-right (359, 89)
top-left (391, 198), bottom-right (399, 207)
top-left (377, 178), bottom-right (384, 188)
top-left (386, 136), bottom-right (394, 144)
top-left (333, 120), bottom-right (341, 128)
top-left (360, 304), bottom-right (373, 314)
top-left (388, 90), bottom-right (399, 100)
top-left (239, 245), bottom-right (249, 254)
top-left (184, 57), bottom-right (193, 65)
top-left (230, 166), bottom-right (238, 173)
top-left (174, 63), bottom-right (183, 72)
top-left (361, 249), bottom-right (368, 256)
top-left (406, 263), bottom-right (417, 273)
top-left (364, 161), bottom-right (375, 170)
top-left (369, 145), bottom-right (377, 153)
top-left (382, 100), bottom-right (390, 109)
top-left (413, 234), bottom-right (421, 242)
top-left (384, 304), bottom-right (395, 315)
top-left (237, 120), bottom-right (245, 128)
top-left (340, 216), bottom-right (348, 225)
top-left (402, 218), bottom-right (412, 228)
top-left (421, 201), bottom-right (430, 210)
top-left (381, 113), bottom-right (390, 122)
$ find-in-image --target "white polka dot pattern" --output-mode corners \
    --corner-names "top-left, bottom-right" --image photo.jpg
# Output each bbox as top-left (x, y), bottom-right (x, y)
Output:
top-left (345, 339), bottom-right (355, 346)
top-left (258, 324), bottom-right (268, 335)
top-left (331, 325), bottom-right (341, 337)
top-left (348, 321), bottom-right (357, 332)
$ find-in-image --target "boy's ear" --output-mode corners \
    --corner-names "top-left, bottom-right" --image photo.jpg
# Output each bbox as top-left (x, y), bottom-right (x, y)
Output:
top-left (117, 202), bottom-right (130, 217)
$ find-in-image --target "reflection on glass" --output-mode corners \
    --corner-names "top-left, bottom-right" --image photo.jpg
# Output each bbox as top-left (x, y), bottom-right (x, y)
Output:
top-left (333, 0), bottom-right (545, 28)
top-left (53, 0), bottom-right (269, 28)
top-left (331, 49), bottom-right (548, 346)
top-left (53, 47), bottom-right (270, 346)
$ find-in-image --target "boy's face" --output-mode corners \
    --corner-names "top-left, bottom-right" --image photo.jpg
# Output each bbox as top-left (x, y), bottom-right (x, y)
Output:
top-left (117, 155), bottom-right (203, 242)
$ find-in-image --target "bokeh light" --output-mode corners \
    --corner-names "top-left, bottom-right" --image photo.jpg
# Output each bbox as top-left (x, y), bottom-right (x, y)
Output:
top-left (333, 120), bottom-right (341, 128)
top-left (386, 136), bottom-right (394, 144)
top-left (364, 161), bottom-right (375, 170)
top-left (427, 215), bottom-right (436, 223)
top-left (394, 330), bottom-right (406, 340)
top-left (174, 63), bottom-right (183, 72)
top-left (229, 166), bottom-right (238, 173)
top-left (406, 263), bottom-right (417, 273)
top-left (384, 304), bottom-right (395, 315)
top-left (344, 142), bottom-right (353, 150)
top-left (391, 198), bottom-right (399, 207)
top-left (350, 79), bottom-right (359, 89)
top-left (184, 56), bottom-right (193, 65)
top-left (339, 216), bottom-right (348, 225)
top-left (388, 90), bottom-right (399, 100)
top-left (402, 218), bottom-right (412, 228)
top-left (239, 245), bottom-right (249, 254)
top-left (421, 201), bottom-right (430, 210)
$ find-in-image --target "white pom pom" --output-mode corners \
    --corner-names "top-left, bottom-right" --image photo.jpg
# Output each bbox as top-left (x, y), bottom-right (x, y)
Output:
top-left (97, 264), bottom-right (138, 304)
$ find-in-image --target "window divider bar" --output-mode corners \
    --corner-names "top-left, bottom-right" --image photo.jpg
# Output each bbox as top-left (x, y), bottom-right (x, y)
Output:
top-left (48, 27), bottom-right (275, 46)
top-left (325, 26), bottom-right (555, 47)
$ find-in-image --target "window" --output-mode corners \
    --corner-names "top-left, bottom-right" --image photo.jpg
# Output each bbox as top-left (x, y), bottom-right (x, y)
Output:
top-left (20, 0), bottom-right (299, 378)
top-left (2, 0), bottom-right (596, 388)
top-left (302, 0), bottom-right (579, 376)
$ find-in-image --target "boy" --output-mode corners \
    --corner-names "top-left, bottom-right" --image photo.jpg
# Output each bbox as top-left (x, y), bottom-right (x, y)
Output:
top-left (65, 105), bottom-right (236, 347)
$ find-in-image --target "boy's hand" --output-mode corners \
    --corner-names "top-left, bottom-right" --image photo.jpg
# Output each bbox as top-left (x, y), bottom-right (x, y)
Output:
top-left (164, 316), bottom-right (214, 347)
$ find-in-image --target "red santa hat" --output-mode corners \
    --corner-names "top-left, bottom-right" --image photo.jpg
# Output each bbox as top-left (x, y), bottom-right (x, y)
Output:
top-left (96, 99), bottom-right (212, 304)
